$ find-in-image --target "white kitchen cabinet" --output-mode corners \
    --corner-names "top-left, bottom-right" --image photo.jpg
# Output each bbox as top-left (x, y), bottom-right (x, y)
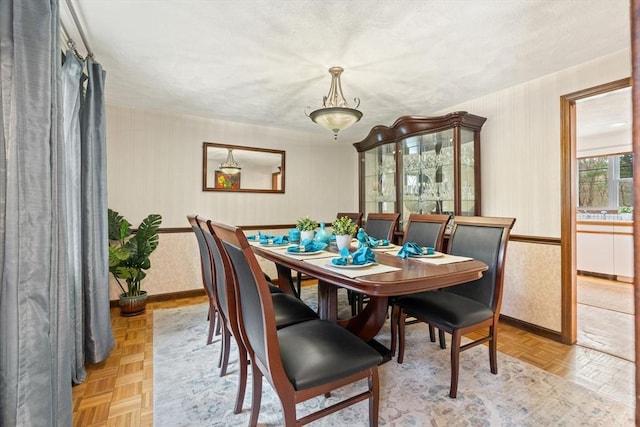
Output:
top-left (576, 220), bottom-right (633, 279)
top-left (614, 224), bottom-right (634, 279)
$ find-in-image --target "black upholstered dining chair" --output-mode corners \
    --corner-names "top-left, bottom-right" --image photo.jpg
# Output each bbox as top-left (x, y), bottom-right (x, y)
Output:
top-left (187, 214), bottom-right (219, 345)
top-left (348, 212), bottom-right (402, 314)
top-left (389, 213), bottom-right (451, 353)
top-left (400, 213), bottom-right (451, 250)
top-left (210, 220), bottom-right (382, 426)
top-left (390, 216), bottom-right (516, 398)
top-left (363, 212), bottom-right (401, 241)
top-left (198, 217), bottom-right (318, 414)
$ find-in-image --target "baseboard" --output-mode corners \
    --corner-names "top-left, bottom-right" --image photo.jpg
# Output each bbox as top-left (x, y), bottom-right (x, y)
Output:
top-left (499, 314), bottom-right (563, 343)
top-left (110, 289), bottom-right (207, 307)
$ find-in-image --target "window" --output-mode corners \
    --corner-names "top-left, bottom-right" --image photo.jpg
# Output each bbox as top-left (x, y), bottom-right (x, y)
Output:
top-left (578, 153), bottom-right (633, 210)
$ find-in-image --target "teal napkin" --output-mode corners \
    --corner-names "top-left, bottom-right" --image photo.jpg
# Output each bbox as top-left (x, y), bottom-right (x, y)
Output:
top-left (356, 229), bottom-right (371, 248)
top-left (247, 231), bottom-right (273, 241)
top-left (331, 246), bottom-right (377, 266)
top-left (368, 236), bottom-right (390, 247)
top-left (397, 242), bottom-right (434, 258)
top-left (286, 238), bottom-right (327, 253)
top-left (260, 235), bottom-right (288, 245)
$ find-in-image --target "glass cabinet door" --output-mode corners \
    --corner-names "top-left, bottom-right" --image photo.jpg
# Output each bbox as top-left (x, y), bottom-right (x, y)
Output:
top-left (460, 128), bottom-right (477, 215)
top-left (399, 129), bottom-right (455, 225)
top-left (361, 142), bottom-right (396, 218)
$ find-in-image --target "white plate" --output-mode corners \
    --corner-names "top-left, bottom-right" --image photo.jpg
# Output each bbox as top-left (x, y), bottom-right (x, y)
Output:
top-left (411, 251), bottom-right (443, 258)
top-left (260, 242), bottom-right (289, 247)
top-left (287, 249), bottom-right (324, 255)
top-left (328, 260), bottom-right (376, 269)
top-left (370, 244), bottom-right (395, 250)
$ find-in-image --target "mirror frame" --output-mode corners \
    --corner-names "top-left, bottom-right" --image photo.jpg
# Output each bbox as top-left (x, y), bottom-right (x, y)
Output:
top-left (202, 142), bottom-right (286, 193)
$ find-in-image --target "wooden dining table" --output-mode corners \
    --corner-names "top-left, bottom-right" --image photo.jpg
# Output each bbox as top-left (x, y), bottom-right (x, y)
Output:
top-left (251, 243), bottom-right (488, 344)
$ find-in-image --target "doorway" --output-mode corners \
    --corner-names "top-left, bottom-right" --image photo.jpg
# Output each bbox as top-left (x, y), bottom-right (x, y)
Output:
top-left (574, 87), bottom-right (634, 360)
top-left (560, 77), bottom-right (632, 347)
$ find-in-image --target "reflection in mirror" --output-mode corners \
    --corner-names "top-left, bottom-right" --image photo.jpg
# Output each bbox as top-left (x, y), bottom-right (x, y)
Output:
top-left (202, 142), bottom-right (285, 193)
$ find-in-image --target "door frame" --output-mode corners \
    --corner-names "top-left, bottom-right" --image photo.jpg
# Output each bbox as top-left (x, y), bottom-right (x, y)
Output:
top-left (559, 77), bottom-right (632, 344)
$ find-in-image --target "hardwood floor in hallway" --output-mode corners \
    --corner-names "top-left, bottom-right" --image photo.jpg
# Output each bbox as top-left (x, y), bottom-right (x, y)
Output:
top-left (577, 275), bottom-right (634, 362)
top-left (71, 289), bottom-right (635, 426)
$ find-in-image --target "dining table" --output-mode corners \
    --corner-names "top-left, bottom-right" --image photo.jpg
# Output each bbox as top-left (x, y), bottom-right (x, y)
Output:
top-left (251, 241), bottom-right (488, 346)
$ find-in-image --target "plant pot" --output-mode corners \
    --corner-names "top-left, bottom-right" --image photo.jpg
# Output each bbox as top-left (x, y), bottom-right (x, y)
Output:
top-left (335, 234), bottom-right (352, 251)
top-left (300, 230), bottom-right (315, 241)
top-left (119, 291), bottom-right (148, 317)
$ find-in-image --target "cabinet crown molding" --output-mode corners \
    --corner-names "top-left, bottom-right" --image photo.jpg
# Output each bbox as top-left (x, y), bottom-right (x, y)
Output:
top-left (353, 111), bottom-right (487, 152)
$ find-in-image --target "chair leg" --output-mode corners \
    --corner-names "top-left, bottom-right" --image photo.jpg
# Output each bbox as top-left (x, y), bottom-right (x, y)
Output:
top-left (207, 307), bottom-right (216, 345)
top-left (428, 325), bottom-right (436, 343)
top-left (217, 329), bottom-right (224, 369)
top-left (281, 397), bottom-right (297, 426)
top-left (489, 325), bottom-right (498, 374)
top-left (220, 326), bottom-right (231, 376)
top-left (389, 305), bottom-right (399, 357)
top-left (234, 343), bottom-right (248, 414)
top-left (369, 367), bottom-right (380, 427)
top-left (348, 290), bottom-right (357, 316)
top-left (397, 310), bottom-right (407, 364)
top-left (249, 364), bottom-right (263, 427)
top-left (215, 312), bottom-right (222, 336)
top-left (296, 271), bottom-right (302, 298)
top-left (449, 330), bottom-right (462, 398)
top-left (438, 329), bottom-right (446, 349)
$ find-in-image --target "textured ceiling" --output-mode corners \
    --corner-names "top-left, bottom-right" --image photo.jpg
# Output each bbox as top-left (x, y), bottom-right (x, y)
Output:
top-left (60, 0), bottom-right (631, 143)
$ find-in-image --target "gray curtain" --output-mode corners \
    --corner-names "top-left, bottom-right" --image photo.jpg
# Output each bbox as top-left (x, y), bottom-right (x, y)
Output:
top-left (62, 51), bottom-right (86, 384)
top-left (81, 57), bottom-right (113, 364)
top-left (0, 1), bottom-right (73, 426)
top-left (1, 1), bottom-right (113, 425)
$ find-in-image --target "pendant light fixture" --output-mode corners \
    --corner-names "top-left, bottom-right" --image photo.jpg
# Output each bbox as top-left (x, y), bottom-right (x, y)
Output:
top-left (307, 66), bottom-right (362, 139)
top-left (219, 148), bottom-right (241, 174)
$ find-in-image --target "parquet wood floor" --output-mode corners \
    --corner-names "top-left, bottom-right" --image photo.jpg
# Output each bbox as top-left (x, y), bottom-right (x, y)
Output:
top-left (72, 287), bottom-right (634, 426)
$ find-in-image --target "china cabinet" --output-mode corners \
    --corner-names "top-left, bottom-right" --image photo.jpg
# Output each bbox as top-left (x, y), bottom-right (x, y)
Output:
top-left (353, 112), bottom-right (486, 230)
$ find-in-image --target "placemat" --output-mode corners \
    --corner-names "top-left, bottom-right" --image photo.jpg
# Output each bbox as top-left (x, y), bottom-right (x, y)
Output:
top-left (385, 250), bottom-right (473, 265)
top-left (303, 257), bottom-right (401, 278)
top-left (281, 250), bottom-right (336, 260)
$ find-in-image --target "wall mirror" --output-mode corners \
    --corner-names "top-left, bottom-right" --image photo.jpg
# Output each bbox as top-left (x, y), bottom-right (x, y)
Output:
top-left (202, 142), bottom-right (285, 193)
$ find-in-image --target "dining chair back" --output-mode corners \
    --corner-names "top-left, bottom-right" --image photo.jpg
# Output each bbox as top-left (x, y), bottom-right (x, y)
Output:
top-left (401, 213), bottom-right (451, 251)
top-left (200, 217), bottom-right (318, 415)
top-left (392, 215), bottom-right (515, 398)
top-left (347, 212), bottom-right (400, 315)
top-left (209, 220), bottom-right (382, 426)
top-left (197, 216), bottom-right (246, 413)
top-left (187, 214), bottom-right (218, 345)
top-left (364, 212), bottom-right (400, 241)
top-left (388, 213), bottom-right (452, 349)
top-left (446, 216), bottom-right (514, 308)
top-left (336, 212), bottom-right (363, 228)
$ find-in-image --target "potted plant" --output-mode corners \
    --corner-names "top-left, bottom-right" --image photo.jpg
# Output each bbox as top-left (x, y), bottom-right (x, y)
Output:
top-left (108, 208), bottom-right (162, 316)
top-left (332, 216), bottom-right (358, 250)
top-left (296, 216), bottom-right (318, 241)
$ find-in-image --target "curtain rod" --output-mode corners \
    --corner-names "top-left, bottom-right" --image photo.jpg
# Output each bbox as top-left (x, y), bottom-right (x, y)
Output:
top-left (60, 21), bottom-right (85, 60)
top-left (63, 0), bottom-right (94, 59)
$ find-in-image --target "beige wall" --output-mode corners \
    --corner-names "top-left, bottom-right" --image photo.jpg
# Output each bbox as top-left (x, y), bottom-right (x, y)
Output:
top-left (441, 49), bottom-right (630, 331)
top-left (108, 49), bottom-right (631, 333)
top-left (106, 107), bottom-right (359, 228)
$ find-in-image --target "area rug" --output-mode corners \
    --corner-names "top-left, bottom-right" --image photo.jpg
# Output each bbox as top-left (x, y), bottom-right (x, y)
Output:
top-left (154, 289), bottom-right (634, 426)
